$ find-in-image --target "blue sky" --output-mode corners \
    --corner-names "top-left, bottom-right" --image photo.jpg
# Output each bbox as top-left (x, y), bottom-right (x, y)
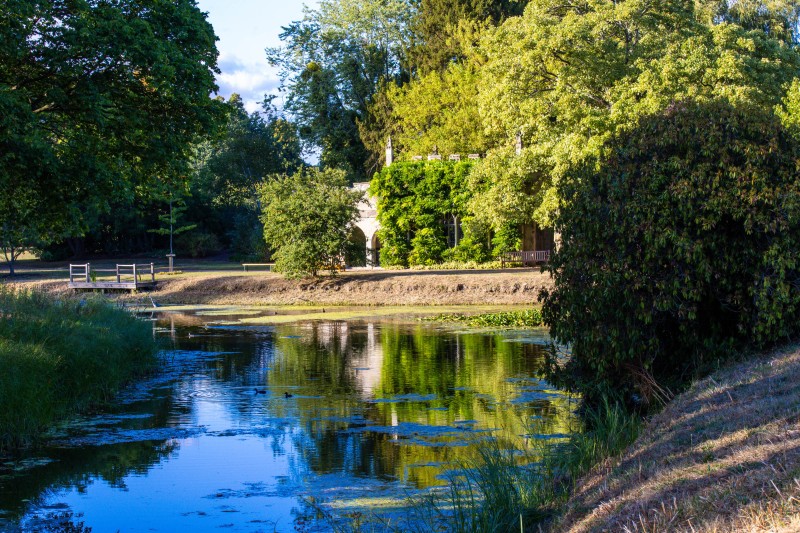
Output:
top-left (196, 0), bottom-right (319, 113)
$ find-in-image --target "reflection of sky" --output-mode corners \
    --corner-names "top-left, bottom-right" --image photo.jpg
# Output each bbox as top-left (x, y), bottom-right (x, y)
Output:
top-left (37, 436), bottom-right (300, 532)
top-left (7, 317), bottom-right (576, 531)
top-left (196, 0), bottom-right (321, 114)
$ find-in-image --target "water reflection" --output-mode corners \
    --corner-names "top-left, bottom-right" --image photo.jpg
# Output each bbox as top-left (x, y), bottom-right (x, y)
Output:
top-left (0, 312), bottom-right (576, 532)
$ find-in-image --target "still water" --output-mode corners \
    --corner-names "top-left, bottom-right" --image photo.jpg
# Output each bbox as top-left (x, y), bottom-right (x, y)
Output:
top-left (0, 309), bottom-right (575, 532)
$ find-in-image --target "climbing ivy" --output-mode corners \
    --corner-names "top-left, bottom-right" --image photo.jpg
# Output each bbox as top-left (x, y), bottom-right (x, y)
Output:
top-left (369, 160), bottom-right (492, 267)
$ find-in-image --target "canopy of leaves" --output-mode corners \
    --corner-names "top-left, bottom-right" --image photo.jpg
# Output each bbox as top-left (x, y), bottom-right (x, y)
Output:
top-left (0, 0), bottom-right (223, 269)
top-left (408, 0), bottom-right (527, 73)
top-left (186, 95), bottom-right (303, 260)
top-left (267, 0), bottom-right (414, 181)
top-left (381, 60), bottom-right (492, 158)
top-left (259, 168), bottom-right (361, 278)
top-left (365, 1), bottom-right (800, 229)
top-left (541, 99), bottom-right (800, 409)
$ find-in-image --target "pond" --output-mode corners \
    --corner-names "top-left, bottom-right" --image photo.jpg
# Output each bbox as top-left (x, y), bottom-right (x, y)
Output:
top-left (0, 308), bottom-right (576, 532)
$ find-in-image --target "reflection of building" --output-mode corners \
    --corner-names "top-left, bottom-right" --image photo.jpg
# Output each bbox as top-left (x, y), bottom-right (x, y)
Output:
top-left (351, 183), bottom-right (381, 267)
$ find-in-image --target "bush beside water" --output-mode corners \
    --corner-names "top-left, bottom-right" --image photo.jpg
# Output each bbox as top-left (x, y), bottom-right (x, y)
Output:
top-left (425, 309), bottom-right (544, 328)
top-left (0, 290), bottom-right (158, 453)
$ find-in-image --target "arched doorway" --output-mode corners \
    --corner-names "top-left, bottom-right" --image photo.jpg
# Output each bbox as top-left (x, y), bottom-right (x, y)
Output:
top-left (370, 234), bottom-right (381, 267)
top-left (346, 227), bottom-right (367, 267)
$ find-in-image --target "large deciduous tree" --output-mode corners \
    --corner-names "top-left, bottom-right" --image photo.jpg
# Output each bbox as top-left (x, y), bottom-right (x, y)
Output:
top-left (189, 95), bottom-right (303, 260)
top-left (0, 0), bottom-right (222, 273)
top-left (469, 0), bottom-right (800, 230)
top-left (408, 0), bottom-right (527, 74)
top-left (267, 0), bottom-right (414, 181)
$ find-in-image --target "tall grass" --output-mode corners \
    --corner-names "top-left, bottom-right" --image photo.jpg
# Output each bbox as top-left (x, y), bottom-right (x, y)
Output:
top-left (410, 400), bottom-right (641, 532)
top-left (0, 289), bottom-right (158, 453)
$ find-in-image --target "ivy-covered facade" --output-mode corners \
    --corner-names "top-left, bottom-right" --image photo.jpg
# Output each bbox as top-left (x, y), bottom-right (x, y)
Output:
top-left (368, 160), bottom-right (553, 267)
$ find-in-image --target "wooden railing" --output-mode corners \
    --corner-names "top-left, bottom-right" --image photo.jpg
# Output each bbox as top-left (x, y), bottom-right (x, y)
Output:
top-left (69, 263), bottom-right (91, 283)
top-left (501, 250), bottom-right (551, 268)
top-left (115, 264), bottom-right (155, 284)
top-left (68, 263), bottom-right (156, 290)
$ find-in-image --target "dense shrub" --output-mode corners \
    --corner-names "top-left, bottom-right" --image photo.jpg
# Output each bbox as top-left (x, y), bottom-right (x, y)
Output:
top-left (541, 100), bottom-right (800, 408)
top-left (259, 168), bottom-right (361, 278)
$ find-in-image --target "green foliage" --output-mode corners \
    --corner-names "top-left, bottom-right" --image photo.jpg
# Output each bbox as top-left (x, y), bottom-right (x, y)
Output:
top-left (259, 168), bottom-right (361, 278)
top-left (490, 223), bottom-right (522, 256)
top-left (425, 308), bottom-right (544, 328)
top-left (0, 0), bottom-right (223, 269)
top-left (380, 60), bottom-right (493, 158)
top-left (551, 399), bottom-right (642, 483)
top-left (188, 95), bottom-right (302, 259)
top-left (541, 99), bottom-right (800, 408)
top-left (408, 259), bottom-right (502, 270)
top-left (408, 0), bottom-right (527, 73)
top-left (471, 0), bottom-right (800, 225)
top-left (370, 160), bottom-right (487, 266)
top-left (267, 0), bottom-right (414, 181)
top-left (408, 227), bottom-right (448, 265)
top-left (0, 290), bottom-right (158, 452)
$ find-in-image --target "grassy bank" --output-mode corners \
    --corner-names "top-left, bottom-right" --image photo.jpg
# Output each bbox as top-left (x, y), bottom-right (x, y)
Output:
top-left (0, 289), bottom-right (158, 453)
top-left (555, 343), bottom-right (800, 532)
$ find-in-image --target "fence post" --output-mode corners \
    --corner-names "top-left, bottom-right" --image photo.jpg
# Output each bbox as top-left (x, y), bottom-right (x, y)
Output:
top-left (133, 264), bottom-right (137, 287)
top-left (85, 263), bottom-right (91, 283)
top-left (116, 264), bottom-right (121, 283)
top-left (150, 263), bottom-right (154, 282)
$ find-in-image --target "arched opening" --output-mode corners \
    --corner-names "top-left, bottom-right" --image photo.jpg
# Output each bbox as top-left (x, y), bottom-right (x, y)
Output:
top-left (370, 234), bottom-right (381, 267)
top-left (346, 226), bottom-right (367, 267)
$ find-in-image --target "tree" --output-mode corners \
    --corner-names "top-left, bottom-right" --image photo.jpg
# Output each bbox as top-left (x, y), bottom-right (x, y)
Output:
top-left (267, 0), bottom-right (414, 181)
top-left (473, 0), bottom-right (800, 228)
top-left (0, 0), bottom-right (223, 273)
top-left (540, 100), bottom-right (800, 409)
top-left (259, 168), bottom-right (361, 278)
top-left (369, 161), bottom-right (481, 266)
top-left (379, 60), bottom-right (492, 158)
top-left (408, 0), bottom-right (527, 73)
top-left (189, 95), bottom-right (303, 259)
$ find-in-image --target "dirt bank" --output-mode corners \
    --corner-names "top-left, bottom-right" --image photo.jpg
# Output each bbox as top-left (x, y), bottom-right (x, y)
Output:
top-left (556, 344), bottom-right (800, 533)
top-left (15, 269), bottom-right (552, 306)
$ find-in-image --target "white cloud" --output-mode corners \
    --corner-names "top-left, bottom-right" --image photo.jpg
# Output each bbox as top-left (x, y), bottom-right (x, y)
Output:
top-left (214, 53), bottom-right (283, 114)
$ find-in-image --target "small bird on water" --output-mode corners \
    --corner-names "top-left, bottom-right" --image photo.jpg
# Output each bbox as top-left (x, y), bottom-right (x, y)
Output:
top-left (254, 388), bottom-right (266, 394)
top-left (284, 392), bottom-right (293, 398)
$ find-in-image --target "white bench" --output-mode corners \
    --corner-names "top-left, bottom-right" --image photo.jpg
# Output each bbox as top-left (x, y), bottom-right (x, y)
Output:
top-left (242, 263), bottom-right (274, 272)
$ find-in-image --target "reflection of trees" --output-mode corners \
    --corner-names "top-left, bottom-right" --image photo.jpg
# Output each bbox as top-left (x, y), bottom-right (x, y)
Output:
top-left (0, 440), bottom-right (176, 520)
top-left (266, 321), bottom-right (577, 489)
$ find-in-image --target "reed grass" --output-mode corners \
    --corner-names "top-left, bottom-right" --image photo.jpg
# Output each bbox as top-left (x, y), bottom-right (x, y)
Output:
top-left (0, 288), bottom-right (158, 453)
top-left (408, 400), bottom-right (641, 532)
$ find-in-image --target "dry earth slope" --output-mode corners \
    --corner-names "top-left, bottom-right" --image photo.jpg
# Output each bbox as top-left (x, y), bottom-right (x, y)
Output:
top-left (556, 344), bottom-right (800, 533)
top-left (14, 269), bottom-right (552, 306)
